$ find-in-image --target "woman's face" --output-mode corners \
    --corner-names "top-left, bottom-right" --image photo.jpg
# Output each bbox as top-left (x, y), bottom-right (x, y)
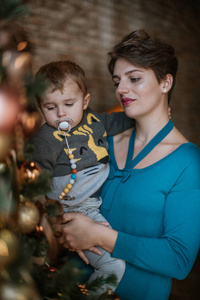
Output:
top-left (112, 57), bottom-right (165, 120)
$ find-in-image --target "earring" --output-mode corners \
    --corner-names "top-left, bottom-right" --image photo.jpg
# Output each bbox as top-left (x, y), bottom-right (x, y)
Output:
top-left (163, 89), bottom-right (167, 93)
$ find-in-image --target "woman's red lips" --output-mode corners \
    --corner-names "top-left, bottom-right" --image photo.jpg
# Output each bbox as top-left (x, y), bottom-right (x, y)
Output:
top-left (121, 98), bottom-right (135, 106)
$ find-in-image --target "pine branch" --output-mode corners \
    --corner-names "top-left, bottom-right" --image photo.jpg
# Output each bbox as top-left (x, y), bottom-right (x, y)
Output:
top-left (31, 260), bottom-right (88, 300)
top-left (86, 274), bottom-right (117, 292)
top-left (20, 170), bottom-right (52, 199)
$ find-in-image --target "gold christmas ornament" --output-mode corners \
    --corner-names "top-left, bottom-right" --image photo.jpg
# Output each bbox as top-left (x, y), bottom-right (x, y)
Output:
top-left (19, 161), bottom-right (42, 184)
top-left (0, 228), bottom-right (18, 269)
top-left (0, 282), bottom-right (35, 300)
top-left (17, 199), bottom-right (40, 233)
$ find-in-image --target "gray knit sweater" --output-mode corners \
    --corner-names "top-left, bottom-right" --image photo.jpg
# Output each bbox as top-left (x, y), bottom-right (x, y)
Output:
top-left (29, 107), bottom-right (134, 206)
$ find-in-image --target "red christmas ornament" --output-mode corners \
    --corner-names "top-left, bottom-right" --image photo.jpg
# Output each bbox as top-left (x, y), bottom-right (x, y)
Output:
top-left (0, 88), bottom-right (20, 133)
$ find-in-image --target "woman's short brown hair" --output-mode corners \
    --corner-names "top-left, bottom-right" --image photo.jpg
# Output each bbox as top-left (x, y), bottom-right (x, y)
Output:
top-left (107, 29), bottom-right (178, 103)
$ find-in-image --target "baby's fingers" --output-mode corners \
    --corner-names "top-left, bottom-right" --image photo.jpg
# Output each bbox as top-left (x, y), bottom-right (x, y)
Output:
top-left (87, 246), bottom-right (102, 255)
top-left (76, 250), bottom-right (89, 265)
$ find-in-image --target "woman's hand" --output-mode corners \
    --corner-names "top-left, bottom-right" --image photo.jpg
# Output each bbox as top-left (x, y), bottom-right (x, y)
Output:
top-left (53, 212), bottom-right (100, 250)
top-left (53, 212), bottom-right (118, 254)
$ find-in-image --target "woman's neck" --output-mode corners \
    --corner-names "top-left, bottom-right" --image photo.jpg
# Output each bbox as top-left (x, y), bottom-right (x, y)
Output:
top-left (134, 114), bottom-right (170, 144)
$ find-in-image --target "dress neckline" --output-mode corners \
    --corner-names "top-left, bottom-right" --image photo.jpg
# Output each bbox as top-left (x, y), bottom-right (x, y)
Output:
top-left (110, 119), bottom-right (174, 170)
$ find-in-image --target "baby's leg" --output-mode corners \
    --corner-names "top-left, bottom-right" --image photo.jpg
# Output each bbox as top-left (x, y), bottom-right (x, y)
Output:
top-left (84, 208), bottom-right (126, 295)
top-left (84, 246), bottom-right (125, 294)
top-left (63, 197), bottom-right (126, 295)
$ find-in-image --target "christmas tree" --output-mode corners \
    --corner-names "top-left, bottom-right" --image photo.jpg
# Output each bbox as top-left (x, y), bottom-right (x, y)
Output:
top-left (0, 1), bottom-right (119, 299)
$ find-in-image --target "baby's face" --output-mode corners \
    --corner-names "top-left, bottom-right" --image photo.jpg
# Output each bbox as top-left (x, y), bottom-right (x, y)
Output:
top-left (39, 79), bottom-right (90, 129)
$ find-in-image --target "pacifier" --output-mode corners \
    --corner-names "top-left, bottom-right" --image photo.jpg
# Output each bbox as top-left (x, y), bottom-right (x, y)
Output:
top-left (58, 121), bottom-right (71, 132)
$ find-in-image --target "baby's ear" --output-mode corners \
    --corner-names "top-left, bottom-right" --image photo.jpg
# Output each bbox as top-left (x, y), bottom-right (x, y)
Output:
top-left (37, 102), bottom-right (41, 110)
top-left (83, 93), bottom-right (91, 110)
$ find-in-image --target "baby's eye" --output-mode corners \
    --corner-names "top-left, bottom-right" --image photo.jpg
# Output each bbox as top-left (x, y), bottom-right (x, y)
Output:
top-left (47, 106), bottom-right (55, 110)
top-left (65, 103), bottom-right (73, 107)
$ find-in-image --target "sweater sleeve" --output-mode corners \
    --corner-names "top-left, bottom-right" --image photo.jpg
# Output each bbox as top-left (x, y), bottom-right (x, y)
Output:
top-left (99, 111), bottom-right (134, 136)
top-left (29, 136), bottom-right (57, 176)
top-left (112, 152), bottom-right (200, 280)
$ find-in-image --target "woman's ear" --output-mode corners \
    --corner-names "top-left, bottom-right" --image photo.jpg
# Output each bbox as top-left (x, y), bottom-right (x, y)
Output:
top-left (83, 93), bottom-right (91, 110)
top-left (162, 74), bottom-right (173, 93)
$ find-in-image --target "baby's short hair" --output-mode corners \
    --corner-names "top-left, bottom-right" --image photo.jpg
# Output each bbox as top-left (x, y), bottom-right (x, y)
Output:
top-left (34, 60), bottom-right (87, 104)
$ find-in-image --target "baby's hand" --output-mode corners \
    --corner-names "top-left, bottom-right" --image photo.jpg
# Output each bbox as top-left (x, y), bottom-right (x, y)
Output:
top-left (45, 198), bottom-right (64, 226)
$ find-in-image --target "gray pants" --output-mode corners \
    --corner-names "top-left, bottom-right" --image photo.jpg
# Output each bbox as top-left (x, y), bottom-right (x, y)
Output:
top-left (63, 197), bottom-right (126, 294)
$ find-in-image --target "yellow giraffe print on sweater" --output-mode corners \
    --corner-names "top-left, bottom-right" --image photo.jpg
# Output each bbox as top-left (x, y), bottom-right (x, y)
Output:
top-left (53, 113), bottom-right (108, 164)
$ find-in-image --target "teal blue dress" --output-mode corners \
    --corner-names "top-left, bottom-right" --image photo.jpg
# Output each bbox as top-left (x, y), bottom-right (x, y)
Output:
top-left (100, 120), bottom-right (200, 300)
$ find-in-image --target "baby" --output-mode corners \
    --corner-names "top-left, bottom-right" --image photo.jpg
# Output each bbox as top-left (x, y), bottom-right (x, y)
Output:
top-left (29, 60), bottom-right (134, 294)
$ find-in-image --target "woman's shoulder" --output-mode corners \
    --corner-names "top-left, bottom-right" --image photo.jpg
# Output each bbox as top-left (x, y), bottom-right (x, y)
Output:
top-left (170, 126), bottom-right (189, 144)
top-left (170, 127), bottom-right (199, 152)
top-left (180, 142), bottom-right (200, 159)
top-left (161, 126), bottom-right (189, 155)
top-left (165, 126), bottom-right (200, 161)
top-left (113, 127), bottom-right (134, 143)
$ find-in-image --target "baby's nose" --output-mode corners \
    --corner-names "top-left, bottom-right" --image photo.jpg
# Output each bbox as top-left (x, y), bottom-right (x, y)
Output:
top-left (57, 108), bottom-right (66, 117)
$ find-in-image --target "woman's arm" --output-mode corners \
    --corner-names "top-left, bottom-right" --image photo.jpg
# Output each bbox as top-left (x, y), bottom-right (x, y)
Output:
top-left (55, 190), bottom-right (200, 278)
top-left (113, 189), bottom-right (200, 280)
top-left (53, 212), bottom-right (118, 253)
top-left (54, 153), bottom-right (200, 280)
top-left (54, 144), bottom-right (200, 280)
top-left (53, 189), bottom-right (200, 280)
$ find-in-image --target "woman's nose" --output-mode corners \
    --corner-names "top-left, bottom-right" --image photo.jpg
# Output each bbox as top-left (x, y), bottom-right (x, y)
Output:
top-left (117, 81), bottom-right (129, 94)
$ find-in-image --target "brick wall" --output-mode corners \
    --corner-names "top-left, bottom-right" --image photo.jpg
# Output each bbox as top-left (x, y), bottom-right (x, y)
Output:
top-left (19, 1), bottom-right (200, 298)
top-left (20, 0), bottom-right (200, 146)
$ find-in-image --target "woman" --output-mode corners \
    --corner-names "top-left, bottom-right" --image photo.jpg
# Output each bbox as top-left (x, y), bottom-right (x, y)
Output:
top-left (54, 29), bottom-right (200, 300)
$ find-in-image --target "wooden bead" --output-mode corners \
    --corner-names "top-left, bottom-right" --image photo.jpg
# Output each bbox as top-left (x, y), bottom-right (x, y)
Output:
top-left (63, 188), bottom-right (69, 193)
top-left (58, 134), bottom-right (77, 199)
top-left (67, 183), bottom-right (72, 189)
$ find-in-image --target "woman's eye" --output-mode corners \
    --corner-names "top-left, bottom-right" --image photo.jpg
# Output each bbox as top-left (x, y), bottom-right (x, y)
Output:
top-left (47, 107), bottom-right (54, 110)
top-left (65, 103), bottom-right (73, 106)
top-left (130, 77), bottom-right (140, 83)
top-left (113, 82), bottom-right (119, 87)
